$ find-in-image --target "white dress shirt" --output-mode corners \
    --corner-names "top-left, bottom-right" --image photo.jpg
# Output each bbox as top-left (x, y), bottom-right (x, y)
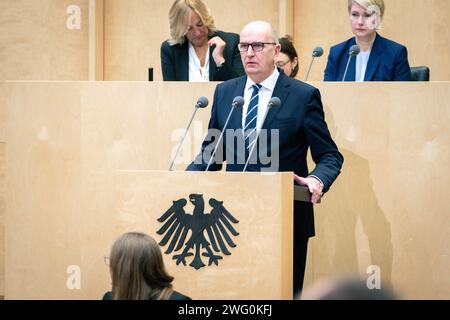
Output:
top-left (188, 42), bottom-right (210, 82)
top-left (355, 50), bottom-right (371, 82)
top-left (242, 67), bottom-right (280, 130)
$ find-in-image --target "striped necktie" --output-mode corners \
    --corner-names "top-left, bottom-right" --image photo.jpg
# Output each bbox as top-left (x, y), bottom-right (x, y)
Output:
top-left (244, 84), bottom-right (262, 158)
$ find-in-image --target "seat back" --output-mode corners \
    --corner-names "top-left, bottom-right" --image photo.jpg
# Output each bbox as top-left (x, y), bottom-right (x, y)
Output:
top-left (410, 66), bottom-right (430, 81)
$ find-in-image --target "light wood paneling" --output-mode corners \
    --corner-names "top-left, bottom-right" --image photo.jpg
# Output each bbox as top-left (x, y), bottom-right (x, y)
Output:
top-left (304, 82), bottom-right (450, 299)
top-left (0, 0), bottom-right (89, 81)
top-left (113, 171), bottom-right (292, 300)
top-left (0, 84), bottom-right (5, 142)
top-left (104, 0), bottom-right (280, 81)
top-left (89, 0), bottom-right (105, 80)
top-left (294, 0), bottom-right (450, 81)
top-left (279, 0), bottom-right (294, 37)
top-left (2, 81), bottom-right (450, 299)
top-left (4, 82), bottom-right (84, 299)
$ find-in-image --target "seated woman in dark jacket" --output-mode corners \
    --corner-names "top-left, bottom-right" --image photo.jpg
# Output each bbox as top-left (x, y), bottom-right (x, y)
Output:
top-left (103, 232), bottom-right (191, 300)
top-left (161, 0), bottom-right (244, 81)
top-left (276, 35), bottom-right (299, 78)
top-left (324, 0), bottom-right (410, 81)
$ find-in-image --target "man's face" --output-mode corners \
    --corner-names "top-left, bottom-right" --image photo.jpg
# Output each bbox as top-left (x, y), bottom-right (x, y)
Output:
top-left (239, 24), bottom-right (280, 82)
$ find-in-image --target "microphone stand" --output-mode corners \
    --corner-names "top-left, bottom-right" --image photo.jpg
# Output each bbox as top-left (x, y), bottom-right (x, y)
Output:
top-left (205, 98), bottom-right (243, 171)
top-left (342, 56), bottom-right (353, 82)
top-left (243, 98), bottom-right (280, 172)
top-left (342, 45), bottom-right (360, 81)
top-left (169, 98), bottom-right (208, 171)
top-left (304, 56), bottom-right (316, 82)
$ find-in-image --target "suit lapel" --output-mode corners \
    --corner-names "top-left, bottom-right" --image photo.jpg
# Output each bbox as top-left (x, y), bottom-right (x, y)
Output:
top-left (228, 78), bottom-right (246, 130)
top-left (209, 32), bottom-right (219, 80)
top-left (209, 51), bottom-right (217, 80)
top-left (346, 38), bottom-right (357, 81)
top-left (365, 33), bottom-right (383, 81)
top-left (262, 71), bottom-right (290, 130)
top-left (347, 54), bottom-right (356, 81)
top-left (180, 42), bottom-right (189, 81)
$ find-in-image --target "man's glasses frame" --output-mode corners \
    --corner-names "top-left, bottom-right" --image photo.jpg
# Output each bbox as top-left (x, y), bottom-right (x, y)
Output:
top-left (238, 42), bottom-right (277, 52)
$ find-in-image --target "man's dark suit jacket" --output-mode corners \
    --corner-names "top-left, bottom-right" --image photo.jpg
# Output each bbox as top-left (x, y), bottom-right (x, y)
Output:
top-left (324, 33), bottom-right (411, 81)
top-left (160, 30), bottom-right (245, 81)
top-left (187, 70), bottom-right (343, 239)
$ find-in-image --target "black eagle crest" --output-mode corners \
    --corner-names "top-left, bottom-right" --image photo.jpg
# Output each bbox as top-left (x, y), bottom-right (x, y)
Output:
top-left (156, 194), bottom-right (239, 270)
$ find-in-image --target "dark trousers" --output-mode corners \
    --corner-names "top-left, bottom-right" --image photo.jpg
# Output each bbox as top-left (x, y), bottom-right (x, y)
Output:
top-left (293, 233), bottom-right (309, 298)
top-left (293, 200), bottom-right (314, 298)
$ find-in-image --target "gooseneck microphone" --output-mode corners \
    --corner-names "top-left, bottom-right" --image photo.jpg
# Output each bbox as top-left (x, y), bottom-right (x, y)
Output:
top-left (304, 47), bottom-right (324, 82)
top-left (205, 96), bottom-right (245, 171)
top-left (243, 97), bottom-right (281, 172)
top-left (169, 96), bottom-right (208, 171)
top-left (342, 45), bottom-right (360, 82)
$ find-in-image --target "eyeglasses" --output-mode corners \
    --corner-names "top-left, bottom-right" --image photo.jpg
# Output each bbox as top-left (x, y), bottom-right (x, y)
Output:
top-left (238, 42), bottom-right (277, 52)
top-left (276, 60), bottom-right (291, 68)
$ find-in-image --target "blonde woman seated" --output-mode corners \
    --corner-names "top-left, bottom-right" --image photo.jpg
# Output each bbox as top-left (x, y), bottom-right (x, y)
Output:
top-left (161, 0), bottom-right (244, 81)
top-left (324, 0), bottom-right (410, 81)
top-left (103, 232), bottom-right (191, 300)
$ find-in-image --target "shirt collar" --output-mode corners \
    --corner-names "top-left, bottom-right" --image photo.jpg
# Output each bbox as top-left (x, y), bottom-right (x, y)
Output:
top-left (245, 67), bottom-right (280, 92)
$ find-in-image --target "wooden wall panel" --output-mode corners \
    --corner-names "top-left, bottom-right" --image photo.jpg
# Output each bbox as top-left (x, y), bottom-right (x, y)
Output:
top-left (2, 82), bottom-right (450, 299)
top-left (0, 0), bottom-right (89, 81)
top-left (294, 0), bottom-right (450, 81)
top-left (1, 1), bottom-right (449, 82)
top-left (304, 82), bottom-right (450, 299)
top-left (104, 0), bottom-right (280, 81)
top-left (0, 84), bottom-right (5, 142)
top-left (3, 82), bottom-right (84, 299)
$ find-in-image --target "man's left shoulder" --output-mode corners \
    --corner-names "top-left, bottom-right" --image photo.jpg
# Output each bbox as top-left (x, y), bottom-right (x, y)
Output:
top-left (286, 77), bottom-right (320, 95)
top-left (217, 75), bottom-right (246, 89)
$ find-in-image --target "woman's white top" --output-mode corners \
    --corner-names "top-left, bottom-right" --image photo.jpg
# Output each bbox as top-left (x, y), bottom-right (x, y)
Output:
top-left (188, 42), bottom-right (210, 82)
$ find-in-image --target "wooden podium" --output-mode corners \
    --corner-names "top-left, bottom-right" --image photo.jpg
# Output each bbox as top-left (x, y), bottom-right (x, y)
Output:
top-left (5, 170), bottom-right (297, 299)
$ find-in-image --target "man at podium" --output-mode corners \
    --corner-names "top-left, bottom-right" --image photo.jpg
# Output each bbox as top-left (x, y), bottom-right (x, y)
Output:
top-left (187, 21), bottom-right (343, 296)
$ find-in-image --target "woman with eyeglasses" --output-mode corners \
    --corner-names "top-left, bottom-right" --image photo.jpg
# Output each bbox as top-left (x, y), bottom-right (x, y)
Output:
top-left (161, 0), bottom-right (244, 82)
top-left (276, 35), bottom-right (299, 78)
top-left (324, 0), bottom-right (410, 81)
top-left (102, 232), bottom-right (191, 300)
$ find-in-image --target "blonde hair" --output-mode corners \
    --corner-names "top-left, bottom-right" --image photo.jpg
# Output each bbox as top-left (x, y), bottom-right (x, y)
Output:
top-left (168, 0), bottom-right (217, 45)
top-left (348, 0), bottom-right (385, 18)
top-left (110, 232), bottom-right (174, 300)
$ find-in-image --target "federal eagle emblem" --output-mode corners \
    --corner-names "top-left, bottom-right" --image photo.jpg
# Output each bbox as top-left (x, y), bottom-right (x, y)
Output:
top-left (157, 194), bottom-right (239, 270)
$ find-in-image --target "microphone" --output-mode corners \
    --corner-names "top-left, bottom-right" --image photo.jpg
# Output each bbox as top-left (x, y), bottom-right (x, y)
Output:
top-left (169, 96), bottom-right (208, 171)
top-left (304, 46), bottom-right (324, 82)
top-left (205, 96), bottom-right (245, 171)
top-left (342, 44), bottom-right (360, 82)
top-left (243, 97), bottom-right (281, 172)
